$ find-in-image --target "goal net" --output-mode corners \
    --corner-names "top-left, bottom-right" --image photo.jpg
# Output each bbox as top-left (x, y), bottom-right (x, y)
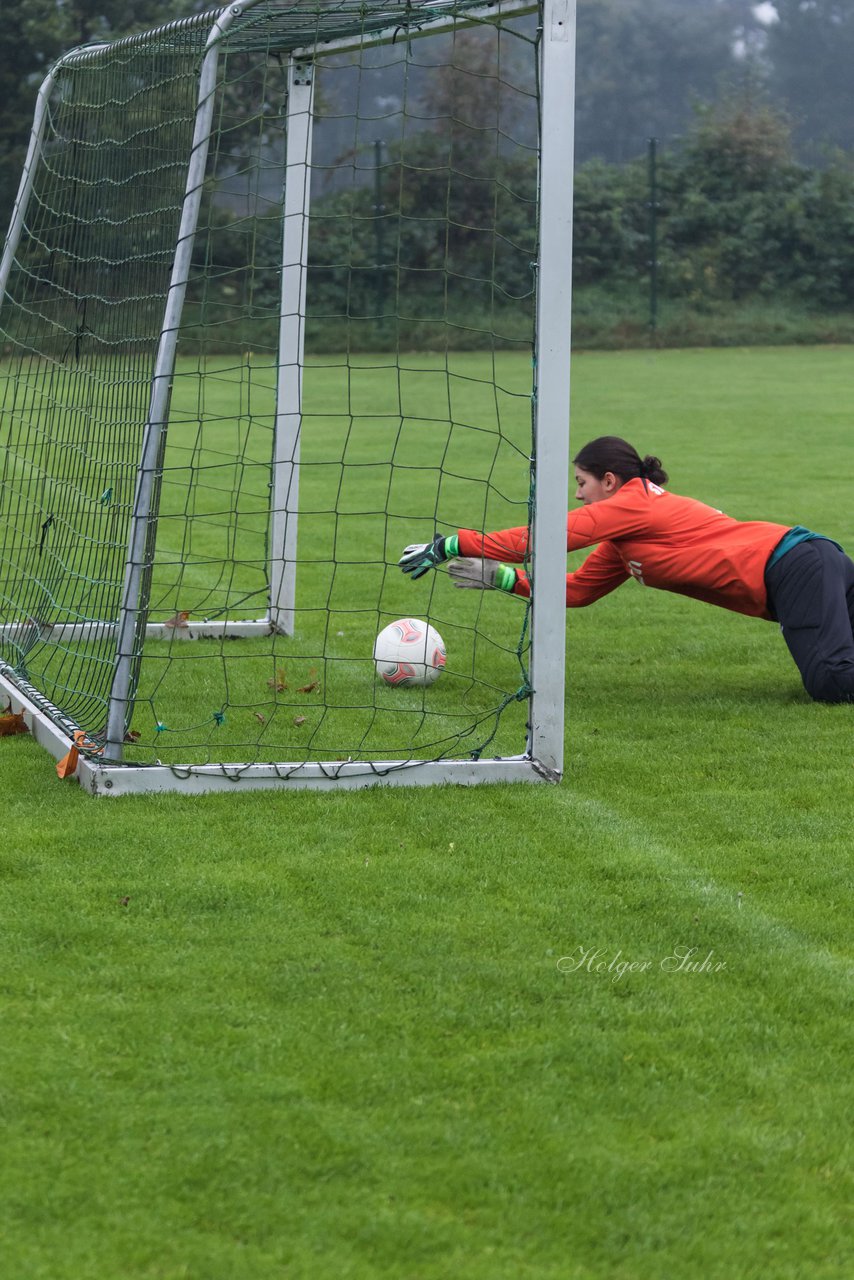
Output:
top-left (0, 0), bottom-right (574, 794)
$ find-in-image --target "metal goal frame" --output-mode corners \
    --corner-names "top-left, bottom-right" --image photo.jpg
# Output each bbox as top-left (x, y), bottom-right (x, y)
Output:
top-left (0, 0), bottom-right (575, 795)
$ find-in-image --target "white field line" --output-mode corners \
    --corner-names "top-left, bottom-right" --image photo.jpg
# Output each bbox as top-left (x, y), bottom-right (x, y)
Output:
top-left (557, 790), bottom-right (853, 981)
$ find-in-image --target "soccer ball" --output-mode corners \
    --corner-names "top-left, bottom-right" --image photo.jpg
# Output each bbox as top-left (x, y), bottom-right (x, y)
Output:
top-left (374, 618), bottom-right (446, 687)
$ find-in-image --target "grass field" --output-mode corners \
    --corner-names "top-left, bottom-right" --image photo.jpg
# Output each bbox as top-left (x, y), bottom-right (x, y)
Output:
top-left (1, 346), bottom-right (852, 1278)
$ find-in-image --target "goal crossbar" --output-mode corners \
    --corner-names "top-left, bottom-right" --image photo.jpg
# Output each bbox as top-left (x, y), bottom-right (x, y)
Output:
top-left (54, 0), bottom-right (539, 68)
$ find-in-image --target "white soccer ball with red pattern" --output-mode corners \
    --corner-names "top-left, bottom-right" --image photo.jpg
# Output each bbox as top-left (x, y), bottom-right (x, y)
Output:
top-left (374, 617), bottom-right (446, 687)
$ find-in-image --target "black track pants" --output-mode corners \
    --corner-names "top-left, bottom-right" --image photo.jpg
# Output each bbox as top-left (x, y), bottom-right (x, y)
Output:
top-left (765, 539), bottom-right (854, 703)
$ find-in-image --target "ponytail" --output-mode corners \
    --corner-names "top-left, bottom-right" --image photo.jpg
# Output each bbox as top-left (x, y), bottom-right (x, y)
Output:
top-left (639, 454), bottom-right (668, 485)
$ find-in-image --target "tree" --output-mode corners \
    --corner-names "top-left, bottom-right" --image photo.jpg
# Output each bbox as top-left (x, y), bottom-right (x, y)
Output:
top-left (305, 29), bottom-right (538, 331)
top-left (764, 0), bottom-right (854, 156)
top-left (0, 1), bottom-right (64, 229)
top-left (664, 94), bottom-right (802, 299)
top-left (567, 91), bottom-right (854, 310)
top-left (0, 2), bottom-right (201, 230)
top-left (574, 0), bottom-right (763, 163)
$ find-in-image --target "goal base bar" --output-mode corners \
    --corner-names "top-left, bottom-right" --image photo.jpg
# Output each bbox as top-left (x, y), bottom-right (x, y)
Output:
top-left (0, 619), bottom-right (277, 643)
top-left (77, 756), bottom-right (559, 796)
top-left (0, 669), bottom-right (561, 795)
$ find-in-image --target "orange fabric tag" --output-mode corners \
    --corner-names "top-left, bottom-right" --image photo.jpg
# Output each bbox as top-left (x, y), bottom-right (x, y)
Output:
top-left (56, 741), bottom-right (81, 779)
top-left (56, 730), bottom-right (103, 779)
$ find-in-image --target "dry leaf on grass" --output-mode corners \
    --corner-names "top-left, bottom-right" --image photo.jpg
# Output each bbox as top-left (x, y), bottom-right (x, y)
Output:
top-left (0, 708), bottom-right (28, 737)
top-left (297, 668), bottom-right (320, 694)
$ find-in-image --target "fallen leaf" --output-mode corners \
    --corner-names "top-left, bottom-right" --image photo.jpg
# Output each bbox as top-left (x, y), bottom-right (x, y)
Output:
top-left (163, 610), bottom-right (190, 629)
top-left (293, 715), bottom-right (306, 726)
top-left (0, 710), bottom-right (28, 737)
top-left (297, 668), bottom-right (320, 694)
top-left (254, 712), bottom-right (267, 724)
top-left (267, 667), bottom-right (288, 692)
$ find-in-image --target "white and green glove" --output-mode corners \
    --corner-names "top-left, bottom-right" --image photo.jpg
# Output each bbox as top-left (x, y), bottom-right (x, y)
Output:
top-left (398, 533), bottom-right (459, 579)
top-left (448, 558), bottom-right (517, 593)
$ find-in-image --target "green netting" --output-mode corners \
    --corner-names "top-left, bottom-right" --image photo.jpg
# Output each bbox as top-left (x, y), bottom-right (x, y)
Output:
top-left (0, 0), bottom-right (541, 775)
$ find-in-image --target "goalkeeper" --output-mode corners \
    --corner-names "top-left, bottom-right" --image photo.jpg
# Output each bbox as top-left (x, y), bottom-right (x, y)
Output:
top-left (399, 435), bottom-right (854, 704)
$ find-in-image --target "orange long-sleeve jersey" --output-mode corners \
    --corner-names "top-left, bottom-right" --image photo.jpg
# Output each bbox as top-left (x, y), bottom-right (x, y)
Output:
top-left (457, 477), bottom-right (792, 619)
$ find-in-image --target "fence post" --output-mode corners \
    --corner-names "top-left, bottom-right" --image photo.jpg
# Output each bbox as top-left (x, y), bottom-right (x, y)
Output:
top-left (374, 138), bottom-right (386, 323)
top-left (648, 136), bottom-right (659, 343)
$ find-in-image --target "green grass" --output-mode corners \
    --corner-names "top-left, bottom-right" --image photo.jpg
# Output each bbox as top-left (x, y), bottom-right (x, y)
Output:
top-left (1, 346), bottom-right (853, 1278)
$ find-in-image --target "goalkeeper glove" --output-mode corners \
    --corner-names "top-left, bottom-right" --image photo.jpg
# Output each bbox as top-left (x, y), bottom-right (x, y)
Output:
top-left (448, 558), bottom-right (517, 593)
top-left (398, 533), bottom-right (459, 579)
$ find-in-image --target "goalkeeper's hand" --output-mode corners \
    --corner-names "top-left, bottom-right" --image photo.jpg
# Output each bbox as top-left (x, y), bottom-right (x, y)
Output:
top-left (398, 533), bottom-right (459, 579)
top-left (448, 558), bottom-right (517, 593)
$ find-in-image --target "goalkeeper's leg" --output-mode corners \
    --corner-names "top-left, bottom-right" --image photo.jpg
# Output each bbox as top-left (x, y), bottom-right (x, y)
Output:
top-left (766, 540), bottom-right (854, 703)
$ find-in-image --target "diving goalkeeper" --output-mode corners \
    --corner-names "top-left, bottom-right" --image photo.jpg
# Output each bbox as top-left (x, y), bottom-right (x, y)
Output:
top-left (398, 435), bottom-right (854, 704)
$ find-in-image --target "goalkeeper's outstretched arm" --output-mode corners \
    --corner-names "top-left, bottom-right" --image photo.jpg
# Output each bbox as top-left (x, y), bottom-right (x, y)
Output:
top-left (399, 523), bottom-right (629, 606)
top-left (398, 526), bottom-right (530, 596)
top-left (398, 526), bottom-right (529, 575)
top-left (449, 553), bottom-right (629, 605)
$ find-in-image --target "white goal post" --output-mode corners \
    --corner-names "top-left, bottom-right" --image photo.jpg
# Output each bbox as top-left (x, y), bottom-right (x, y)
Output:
top-left (0, 0), bottom-right (575, 795)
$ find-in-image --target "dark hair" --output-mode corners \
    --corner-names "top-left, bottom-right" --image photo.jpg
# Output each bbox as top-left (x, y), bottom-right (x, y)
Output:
top-left (573, 436), bottom-right (668, 486)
